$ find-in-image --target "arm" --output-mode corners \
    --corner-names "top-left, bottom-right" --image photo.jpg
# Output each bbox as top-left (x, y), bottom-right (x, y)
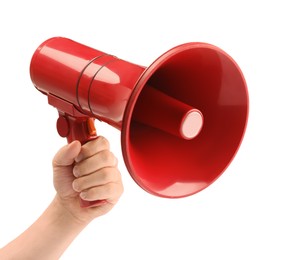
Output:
top-left (0, 197), bottom-right (88, 259)
top-left (0, 137), bottom-right (124, 259)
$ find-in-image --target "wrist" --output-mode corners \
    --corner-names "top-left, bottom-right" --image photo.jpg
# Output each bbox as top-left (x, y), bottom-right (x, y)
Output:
top-left (52, 195), bottom-right (92, 228)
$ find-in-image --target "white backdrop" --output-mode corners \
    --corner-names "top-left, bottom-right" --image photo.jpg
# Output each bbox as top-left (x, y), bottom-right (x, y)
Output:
top-left (1, 1), bottom-right (282, 259)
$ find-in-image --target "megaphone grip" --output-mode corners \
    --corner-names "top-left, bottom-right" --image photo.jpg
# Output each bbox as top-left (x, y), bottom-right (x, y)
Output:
top-left (56, 113), bottom-right (107, 208)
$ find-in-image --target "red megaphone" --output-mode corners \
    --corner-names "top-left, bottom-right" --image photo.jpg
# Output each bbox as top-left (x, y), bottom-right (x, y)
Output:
top-left (30, 37), bottom-right (248, 206)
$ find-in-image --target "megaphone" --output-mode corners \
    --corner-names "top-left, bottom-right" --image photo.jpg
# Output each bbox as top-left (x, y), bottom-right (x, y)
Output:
top-left (30, 37), bottom-right (248, 207)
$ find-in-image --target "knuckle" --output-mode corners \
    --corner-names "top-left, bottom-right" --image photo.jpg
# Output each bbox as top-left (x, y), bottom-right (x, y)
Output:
top-left (100, 150), bottom-right (115, 164)
top-left (100, 167), bottom-right (118, 182)
top-left (105, 183), bottom-right (115, 195)
top-left (96, 136), bottom-right (110, 150)
top-left (80, 145), bottom-right (92, 159)
top-left (100, 169), bottom-right (112, 183)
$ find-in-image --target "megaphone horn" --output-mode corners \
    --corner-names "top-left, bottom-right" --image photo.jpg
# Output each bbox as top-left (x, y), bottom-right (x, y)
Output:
top-left (30, 37), bottom-right (249, 202)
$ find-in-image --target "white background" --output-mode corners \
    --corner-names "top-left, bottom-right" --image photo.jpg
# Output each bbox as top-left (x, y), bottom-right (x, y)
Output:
top-left (0, 0), bottom-right (282, 259)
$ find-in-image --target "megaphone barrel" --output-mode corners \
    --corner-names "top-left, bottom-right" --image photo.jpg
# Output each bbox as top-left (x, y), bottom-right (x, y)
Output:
top-left (30, 37), bottom-right (145, 130)
top-left (30, 37), bottom-right (249, 199)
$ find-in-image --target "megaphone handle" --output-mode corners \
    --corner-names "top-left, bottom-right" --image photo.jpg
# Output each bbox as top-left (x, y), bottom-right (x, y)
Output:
top-left (57, 113), bottom-right (107, 208)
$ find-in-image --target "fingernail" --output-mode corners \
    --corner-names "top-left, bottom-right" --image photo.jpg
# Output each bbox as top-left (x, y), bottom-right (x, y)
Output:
top-left (80, 191), bottom-right (87, 199)
top-left (73, 166), bottom-right (79, 177)
top-left (72, 180), bottom-right (79, 192)
top-left (75, 153), bottom-right (83, 163)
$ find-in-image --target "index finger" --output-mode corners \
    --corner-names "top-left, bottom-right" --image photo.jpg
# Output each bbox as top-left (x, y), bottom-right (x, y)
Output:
top-left (75, 136), bottom-right (110, 163)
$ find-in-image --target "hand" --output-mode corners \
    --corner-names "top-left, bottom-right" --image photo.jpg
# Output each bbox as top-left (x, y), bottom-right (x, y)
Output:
top-left (52, 136), bottom-right (124, 225)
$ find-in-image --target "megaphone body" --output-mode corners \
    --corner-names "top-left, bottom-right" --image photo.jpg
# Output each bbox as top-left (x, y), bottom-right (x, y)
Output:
top-left (30, 37), bottom-right (248, 206)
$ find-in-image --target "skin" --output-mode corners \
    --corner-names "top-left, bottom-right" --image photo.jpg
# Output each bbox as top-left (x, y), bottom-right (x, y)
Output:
top-left (0, 136), bottom-right (124, 259)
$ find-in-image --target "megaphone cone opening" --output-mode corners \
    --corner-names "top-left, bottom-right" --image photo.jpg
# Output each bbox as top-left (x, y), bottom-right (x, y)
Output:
top-left (121, 42), bottom-right (248, 198)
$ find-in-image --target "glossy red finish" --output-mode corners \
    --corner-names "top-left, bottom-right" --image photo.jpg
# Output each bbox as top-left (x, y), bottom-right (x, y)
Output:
top-left (30, 37), bottom-right (249, 200)
top-left (123, 43), bottom-right (249, 198)
top-left (30, 37), bottom-right (145, 130)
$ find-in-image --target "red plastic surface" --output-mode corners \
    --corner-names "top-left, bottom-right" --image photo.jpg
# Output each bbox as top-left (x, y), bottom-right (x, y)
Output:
top-left (123, 43), bottom-right (249, 198)
top-left (30, 37), bottom-right (249, 200)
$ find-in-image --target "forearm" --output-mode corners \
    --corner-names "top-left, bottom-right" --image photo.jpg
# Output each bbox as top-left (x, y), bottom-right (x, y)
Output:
top-left (0, 197), bottom-right (87, 260)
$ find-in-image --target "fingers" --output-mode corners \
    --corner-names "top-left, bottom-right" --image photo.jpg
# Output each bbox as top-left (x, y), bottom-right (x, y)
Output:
top-left (80, 182), bottom-right (124, 203)
top-left (72, 136), bottom-right (123, 204)
top-left (73, 149), bottom-right (117, 177)
top-left (72, 167), bottom-right (121, 192)
top-left (53, 140), bottom-right (82, 167)
top-left (75, 136), bottom-right (110, 163)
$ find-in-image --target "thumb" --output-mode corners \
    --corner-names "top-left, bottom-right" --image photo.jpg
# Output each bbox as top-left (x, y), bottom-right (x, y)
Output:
top-left (52, 141), bottom-right (82, 167)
